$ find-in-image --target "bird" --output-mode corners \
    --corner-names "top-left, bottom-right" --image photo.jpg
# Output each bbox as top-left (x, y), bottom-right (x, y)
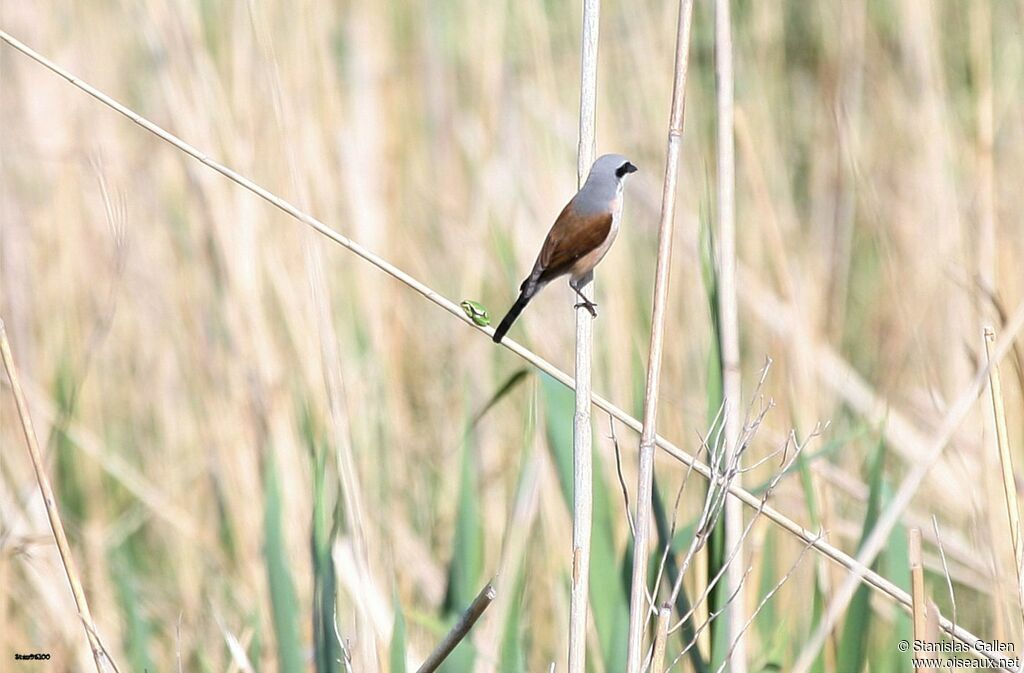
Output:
top-left (492, 153), bottom-right (637, 344)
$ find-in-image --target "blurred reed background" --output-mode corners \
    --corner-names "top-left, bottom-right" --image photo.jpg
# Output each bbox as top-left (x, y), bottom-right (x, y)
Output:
top-left (2, 0), bottom-right (1024, 671)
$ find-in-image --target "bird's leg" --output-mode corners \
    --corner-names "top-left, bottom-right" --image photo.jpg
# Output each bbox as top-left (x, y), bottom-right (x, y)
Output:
top-left (570, 279), bottom-right (598, 318)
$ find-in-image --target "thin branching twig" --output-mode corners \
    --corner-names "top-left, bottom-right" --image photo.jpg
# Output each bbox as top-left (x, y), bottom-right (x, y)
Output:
top-left (711, 532), bottom-right (820, 673)
top-left (610, 418), bottom-right (636, 539)
top-left (668, 565), bottom-right (755, 669)
top-left (669, 427), bottom-right (812, 635)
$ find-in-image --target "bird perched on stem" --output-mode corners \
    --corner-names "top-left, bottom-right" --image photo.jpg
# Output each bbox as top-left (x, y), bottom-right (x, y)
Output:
top-left (492, 154), bottom-right (637, 343)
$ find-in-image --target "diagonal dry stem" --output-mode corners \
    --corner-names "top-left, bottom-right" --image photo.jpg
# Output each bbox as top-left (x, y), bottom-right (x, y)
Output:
top-left (416, 579), bottom-right (497, 673)
top-left (0, 320), bottom-right (111, 673)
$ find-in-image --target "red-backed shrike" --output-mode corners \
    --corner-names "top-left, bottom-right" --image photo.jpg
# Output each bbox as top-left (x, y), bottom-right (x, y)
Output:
top-left (492, 154), bottom-right (637, 343)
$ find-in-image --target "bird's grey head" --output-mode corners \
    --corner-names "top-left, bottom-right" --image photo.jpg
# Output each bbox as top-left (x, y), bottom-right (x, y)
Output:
top-left (592, 154), bottom-right (637, 180)
top-left (580, 154), bottom-right (637, 204)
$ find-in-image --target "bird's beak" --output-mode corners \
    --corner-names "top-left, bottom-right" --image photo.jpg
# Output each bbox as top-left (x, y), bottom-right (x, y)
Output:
top-left (625, 162), bottom-right (638, 174)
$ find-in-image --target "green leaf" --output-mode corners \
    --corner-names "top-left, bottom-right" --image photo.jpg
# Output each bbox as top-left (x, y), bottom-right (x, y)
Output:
top-left (53, 356), bottom-right (87, 525)
top-left (499, 569), bottom-right (527, 673)
top-left (469, 369), bottom-right (531, 430)
top-left (440, 436), bottom-right (484, 672)
top-left (873, 483), bottom-right (913, 673)
top-left (264, 451), bottom-right (304, 673)
top-left (699, 184), bottom-right (731, 671)
top-left (540, 374), bottom-right (628, 673)
top-left (444, 441), bottom-right (484, 610)
top-left (391, 591), bottom-right (408, 673)
top-left (837, 435), bottom-right (887, 672)
top-left (302, 401), bottom-right (342, 673)
top-left (110, 550), bottom-right (155, 673)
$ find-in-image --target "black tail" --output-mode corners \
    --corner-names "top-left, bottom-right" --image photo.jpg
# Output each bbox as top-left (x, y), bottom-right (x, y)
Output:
top-left (492, 291), bottom-right (532, 343)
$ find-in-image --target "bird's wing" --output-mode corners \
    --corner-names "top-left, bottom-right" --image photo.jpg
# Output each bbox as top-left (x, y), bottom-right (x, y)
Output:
top-left (533, 201), bottom-right (613, 283)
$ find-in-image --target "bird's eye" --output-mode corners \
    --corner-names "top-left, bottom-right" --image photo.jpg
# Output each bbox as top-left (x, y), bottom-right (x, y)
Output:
top-left (616, 162), bottom-right (637, 178)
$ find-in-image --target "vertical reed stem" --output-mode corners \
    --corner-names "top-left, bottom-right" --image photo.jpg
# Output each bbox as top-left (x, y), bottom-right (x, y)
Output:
top-left (714, 0), bottom-right (746, 668)
top-left (983, 327), bottom-right (1024, 621)
top-left (568, 1), bottom-right (600, 671)
top-left (909, 527), bottom-right (929, 673)
top-left (624, 1), bottom-right (695, 671)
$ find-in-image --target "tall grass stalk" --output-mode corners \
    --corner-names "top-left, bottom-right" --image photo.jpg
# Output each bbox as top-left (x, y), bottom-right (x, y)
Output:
top-left (909, 528), bottom-right (927, 656)
top-left (624, 1), bottom-right (695, 670)
top-left (568, 0), bottom-right (600, 670)
top-left (0, 320), bottom-right (110, 673)
top-left (984, 327), bottom-right (1024, 622)
top-left (712, 0), bottom-right (745, 667)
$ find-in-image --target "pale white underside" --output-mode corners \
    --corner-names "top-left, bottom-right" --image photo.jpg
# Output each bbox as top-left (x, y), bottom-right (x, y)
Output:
top-left (570, 186), bottom-right (623, 281)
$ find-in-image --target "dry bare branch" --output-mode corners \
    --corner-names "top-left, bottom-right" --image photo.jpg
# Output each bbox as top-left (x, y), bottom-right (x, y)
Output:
top-left (711, 533), bottom-right (820, 673)
top-left (416, 579), bottom-right (497, 673)
top-left (610, 418), bottom-right (636, 539)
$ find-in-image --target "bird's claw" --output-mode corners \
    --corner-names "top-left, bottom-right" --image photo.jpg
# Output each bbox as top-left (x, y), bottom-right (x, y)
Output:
top-left (574, 300), bottom-right (598, 318)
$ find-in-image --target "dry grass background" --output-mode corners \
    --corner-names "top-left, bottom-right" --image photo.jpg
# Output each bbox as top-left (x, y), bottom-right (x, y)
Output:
top-left (2, 0), bottom-right (1024, 671)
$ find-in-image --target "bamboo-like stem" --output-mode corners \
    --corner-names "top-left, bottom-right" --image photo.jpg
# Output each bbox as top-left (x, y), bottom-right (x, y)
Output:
top-left (624, 2), bottom-right (695, 671)
top-left (568, 2), bottom-right (600, 672)
top-left (909, 528), bottom-right (930, 673)
top-left (984, 326), bottom-right (1024, 620)
top-left (415, 579), bottom-right (497, 673)
top-left (0, 320), bottom-right (109, 673)
top-left (651, 606), bottom-right (672, 673)
top-left (792, 320), bottom-right (1024, 673)
top-left (713, 0), bottom-right (746, 668)
top-left (2, 30), bottom-right (1018, 667)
